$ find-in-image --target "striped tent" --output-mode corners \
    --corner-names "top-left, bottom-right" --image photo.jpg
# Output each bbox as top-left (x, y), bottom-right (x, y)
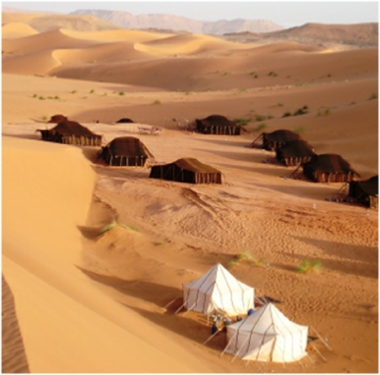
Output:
top-left (224, 303), bottom-right (308, 363)
top-left (348, 175), bottom-right (378, 209)
top-left (149, 158), bottom-right (222, 184)
top-left (275, 139), bottom-right (316, 166)
top-left (194, 115), bottom-right (241, 135)
top-left (182, 263), bottom-right (254, 317)
top-left (98, 136), bottom-right (154, 167)
top-left (301, 153), bottom-right (360, 183)
top-left (37, 121), bottom-right (102, 146)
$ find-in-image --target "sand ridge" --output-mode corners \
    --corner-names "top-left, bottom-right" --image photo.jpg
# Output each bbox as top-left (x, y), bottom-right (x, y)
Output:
top-left (2, 12), bottom-right (378, 374)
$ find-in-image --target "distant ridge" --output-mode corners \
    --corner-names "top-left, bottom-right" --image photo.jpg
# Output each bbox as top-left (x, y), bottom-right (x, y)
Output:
top-left (70, 9), bottom-right (284, 35)
top-left (223, 22), bottom-right (378, 48)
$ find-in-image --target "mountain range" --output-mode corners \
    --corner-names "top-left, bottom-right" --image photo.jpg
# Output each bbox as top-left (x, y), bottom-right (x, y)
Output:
top-left (70, 9), bottom-right (284, 35)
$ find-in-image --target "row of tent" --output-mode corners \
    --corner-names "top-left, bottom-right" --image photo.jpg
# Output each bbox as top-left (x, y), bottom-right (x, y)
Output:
top-left (37, 119), bottom-right (377, 208)
top-left (181, 263), bottom-right (309, 363)
top-left (37, 119), bottom-right (224, 184)
top-left (251, 129), bottom-right (378, 209)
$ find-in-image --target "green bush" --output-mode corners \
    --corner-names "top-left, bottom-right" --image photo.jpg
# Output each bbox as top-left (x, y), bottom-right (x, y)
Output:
top-left (234, 118), bottom-right (251, 126)
top-left (296, 259), bottom-right (322, 274)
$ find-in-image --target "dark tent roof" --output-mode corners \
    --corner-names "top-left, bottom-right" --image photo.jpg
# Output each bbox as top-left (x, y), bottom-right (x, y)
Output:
top-left (277, 140), bottom-right (316, 158)
top-left (48, 114), bottom-right (68, 123)
top-left (263, 129), bottom-right (301, 143)
top-left (39, 121), bottom-right (99, 137)
top-left (169, 158), bottom-right (221, 173)
top-left (196, 115), bottom-right (237, 128)
top-left (303, 154), bottom-right (359, 175)
top-left (116, 118), bottom-right (134, 123)
top-left (354, 175), bottom-right (378, 196)
top-left (102, 136), bottom-right (153, 158)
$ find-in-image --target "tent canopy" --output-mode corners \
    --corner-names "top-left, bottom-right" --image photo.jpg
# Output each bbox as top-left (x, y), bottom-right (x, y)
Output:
top-left (303, 153), bottom-right (358, 174)
top-left (225, 303), bottom-right (308, 363)
top-left (183, 263), bottom-right (254, 316)
top-left (276, 139), bottom-right (316, 158)
top-left (38, 121), bottom-right (99, 137)
top-left (101, 136), bottom-right (153, 158)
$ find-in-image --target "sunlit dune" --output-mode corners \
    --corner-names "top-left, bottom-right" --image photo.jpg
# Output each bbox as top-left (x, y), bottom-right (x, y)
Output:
top-left (2, 22), bottom-right (39, 39)
top-left (60, 28), bottom-right (174, 43)
top-left (2, 12), bottom-right (378, 374)
top-left (134, 33), bottom-right (251, 55)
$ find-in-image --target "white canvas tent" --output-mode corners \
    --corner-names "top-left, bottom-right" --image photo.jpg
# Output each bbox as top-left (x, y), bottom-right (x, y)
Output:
top-left (182, 263), bottom-right (254, 317)
top-left (224, 303), bottom-right (308, 363)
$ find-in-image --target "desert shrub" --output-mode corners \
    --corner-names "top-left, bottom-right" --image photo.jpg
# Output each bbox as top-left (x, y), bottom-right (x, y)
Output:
top-left (282, 112), bottom-right (292, 118)
top-left (250, 71), bottom-right (258, 78)
top-left (71, 90), bottom-right (77, 94)
top-left (228, 250), bottom-right (253, 269)
top-left (33, 94), bottom-right (38, 98)
top-left (152, 100), bottom-right (161, 105)
top-left (317, 107), bottom-right (332, 116)
top-left (234, 117), bottom-right (251, 126)
top-left (41, 116), bottom-right (48, 121)
top-left (223, 72), bottom-right (229, 76)
top-left (293, 106), bottom-right (309, 116)
top-left (369, 92), bottom-right (378, 100)
top-left (268, 71), bottom-right (278, 77)
top-left (255, 123), bottom-right (267, 132)
top-left (119, 91), bottom-right (125, 96)
top-left (39, 96), bottom-right (45, 100)
top-left (296, 259), bottom-right (322, 274)
top-left (294, 127), bottom-right (305, 134)
top-left (90, 89), bottom-right (95, 94)
top-left (255, 114), bottom-right (273, 122)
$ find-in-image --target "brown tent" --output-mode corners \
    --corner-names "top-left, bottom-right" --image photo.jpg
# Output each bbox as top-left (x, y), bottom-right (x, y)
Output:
top-left (37, 121), bottom-right (102, 146)
top-left (275, 140), bottom-right (316, 166)
top-left (116, 118), bottom-right (134, 123)
top-left (149, 158), bottom-right (222, 184)
top-left (194, 115), bottom-right (241, 135)
top-left (348, 175), bottom-right (378, 209)
top-left (300, 153), bottom-right (360, 183)
top-left (48, 114), bottom-right (68, 123)
top-left (98, 136), bottom-right (154, 166)
top-left (252, 129), bottom-right (302, 151)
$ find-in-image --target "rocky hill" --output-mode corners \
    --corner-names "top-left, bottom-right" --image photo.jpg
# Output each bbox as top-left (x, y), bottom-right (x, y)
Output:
top-left (71, 9), bottom-right (284, 35)
top-left (223, 22), bottom-right (378, 49)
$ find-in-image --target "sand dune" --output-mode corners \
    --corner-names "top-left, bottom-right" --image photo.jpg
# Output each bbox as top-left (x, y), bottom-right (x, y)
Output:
top-left (2, 13), bottom-right (378, 374)
top-left (2, 22), bottom-right (39, 39)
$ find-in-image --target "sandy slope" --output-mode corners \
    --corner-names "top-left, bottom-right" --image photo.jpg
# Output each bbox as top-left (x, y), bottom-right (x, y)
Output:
top-left (2, 17), bottom-right (378, 374)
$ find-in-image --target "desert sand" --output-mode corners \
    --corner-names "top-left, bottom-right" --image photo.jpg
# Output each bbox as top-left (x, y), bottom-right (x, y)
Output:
top-left (2, 13), bottom-right (378, 373)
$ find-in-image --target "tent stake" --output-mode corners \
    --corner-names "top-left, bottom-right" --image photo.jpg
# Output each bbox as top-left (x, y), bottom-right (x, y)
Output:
top-left (164, 297), bottom-right (180, 309)
top-left (310, 342), bottom-right (327, 362)
top-left (310, 326), bottom-right (333, 351)
top-left (182, 302), bottom-right (196, 316)
top-left (174, 303), bottom-right (185, 314)
top-left (220, 330), bottom-right (238, 357)
top-left (203, 328), bottom-right (221, 345)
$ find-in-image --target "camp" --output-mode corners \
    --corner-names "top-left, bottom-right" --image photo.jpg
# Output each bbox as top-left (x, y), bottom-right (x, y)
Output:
top-left (300, 153), bottom-right (360, 183)
top-left (37, 120), bottom-right (102, 146)
top-left (181, 263), bottom-right (254, 317)
top-left (149, 158), bottom-right (222, 184)
top-left (275, 139), bottom-right (316, 166)
top-left (347, 175), bottom-right (378, 209)
top-left (193, 115), bottom-right (242, 135)
top-left (251, 129), bottom-right (302, 151)
top-left (98, 136), bottom-right (154, 166)
top-left (224, 303), bottom-right (308, 363)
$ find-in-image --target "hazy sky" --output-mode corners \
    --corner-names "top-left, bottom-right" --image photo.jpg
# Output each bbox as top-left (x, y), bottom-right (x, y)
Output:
top-left (2, 1), bottom-right (379, 28)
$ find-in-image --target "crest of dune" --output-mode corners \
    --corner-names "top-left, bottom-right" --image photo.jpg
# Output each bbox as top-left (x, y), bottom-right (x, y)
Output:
top-left (2, 22), bottom-right (39, 39)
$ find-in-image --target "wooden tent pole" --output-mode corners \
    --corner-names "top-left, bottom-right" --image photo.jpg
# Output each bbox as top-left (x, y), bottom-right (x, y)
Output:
top-left (174, 303), bottom-right (186, 314)
top-left (251, 133), bottom-right (263, 146)
top-left (310, 342), bottom-right (327, 362)
top-left (310, 326), bottom-right (333, 351)
top-left (202, 328), bottom-right (222, 345)
top-left (164, 297), bottom-right (181, 309)
top-left (220, 330), bottom-right (238, 357)
top-left (231, 334), bottom-right (251, 363)
top-left (182, 302), bottom-right (197, 316)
